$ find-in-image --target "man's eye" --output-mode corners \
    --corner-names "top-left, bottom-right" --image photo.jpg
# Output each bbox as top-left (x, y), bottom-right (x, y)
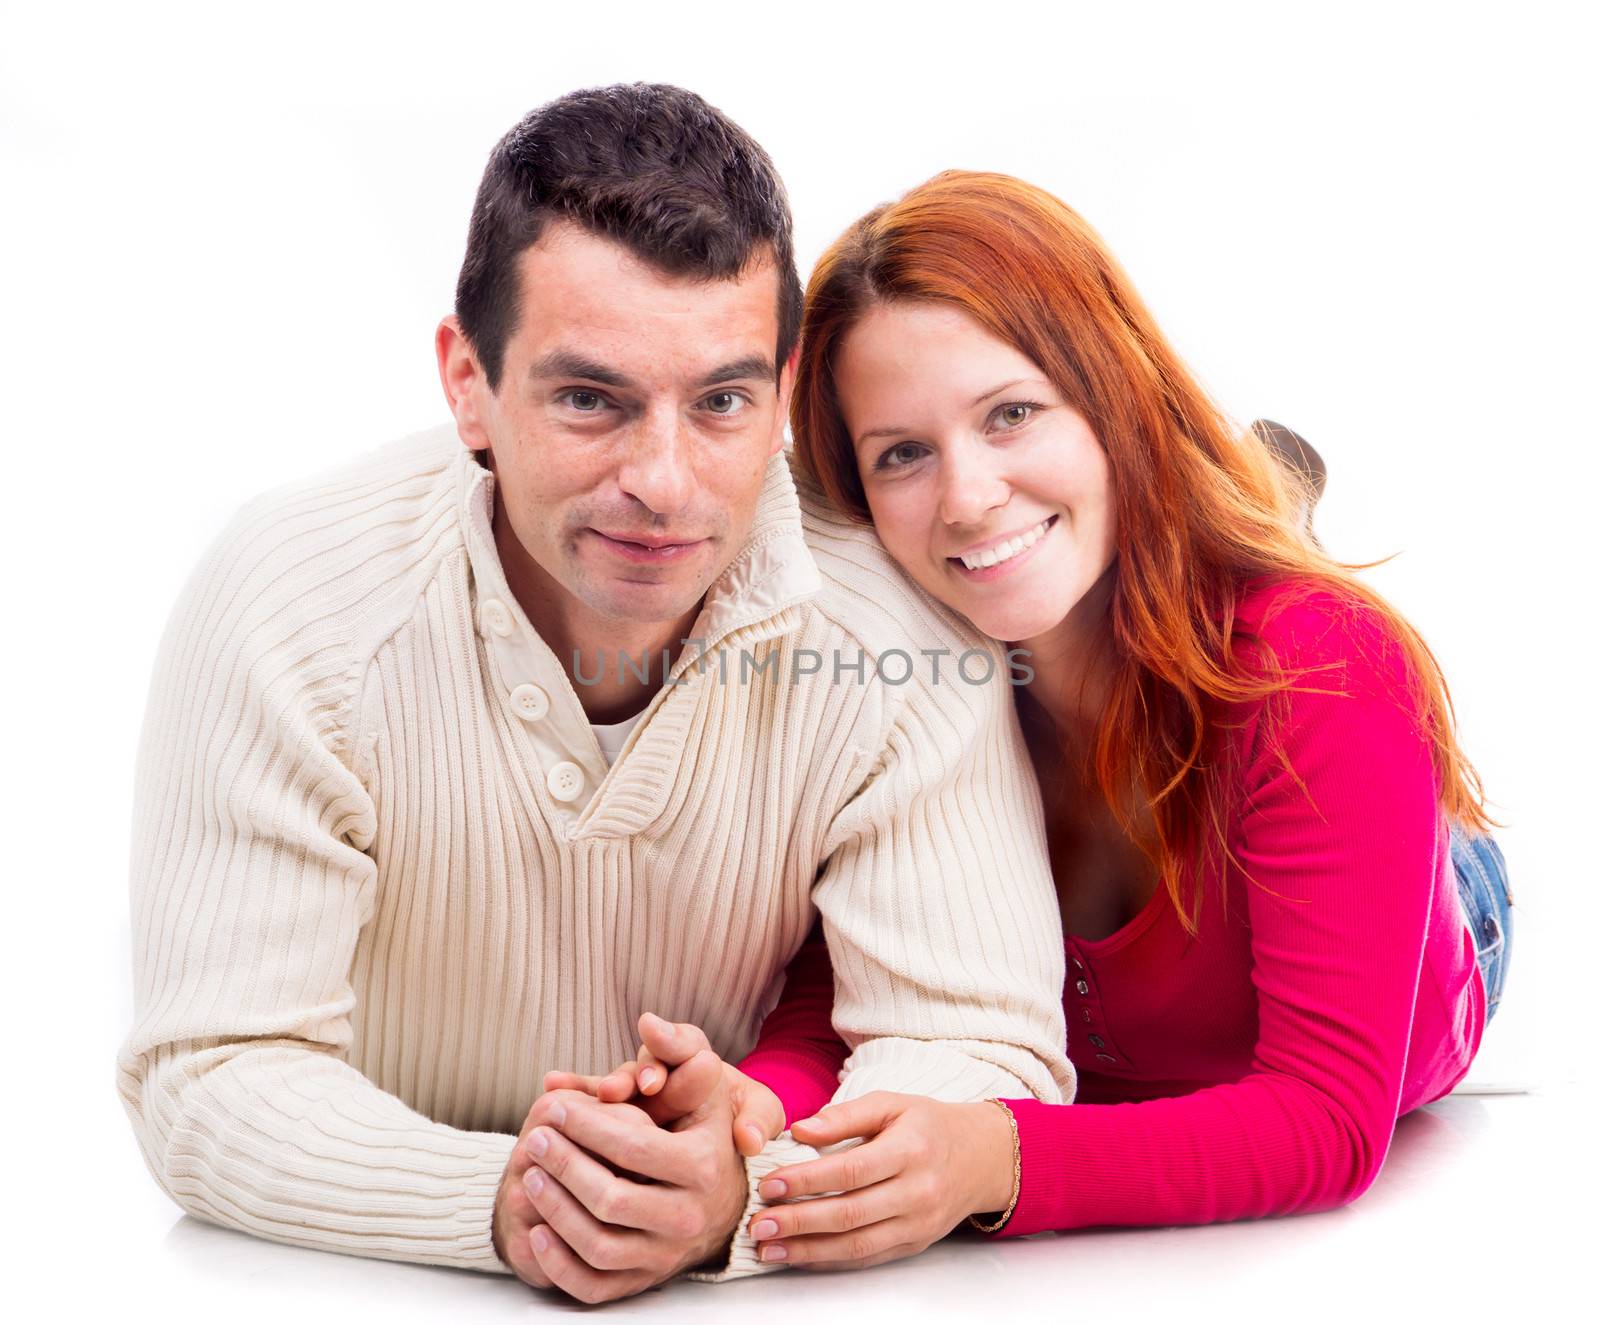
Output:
top-left (704, 392), bottom-right (746, 416)
top-left (565, 390), bottom-right (606, 412)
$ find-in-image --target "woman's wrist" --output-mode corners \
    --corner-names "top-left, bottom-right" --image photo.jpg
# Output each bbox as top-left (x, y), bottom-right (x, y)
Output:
top-left (960, 1098), bottom-right (1021, 1218)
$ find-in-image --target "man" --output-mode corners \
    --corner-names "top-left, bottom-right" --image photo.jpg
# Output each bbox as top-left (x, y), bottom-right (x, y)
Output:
top-left (116, 83), bottom-right (1073, 1303)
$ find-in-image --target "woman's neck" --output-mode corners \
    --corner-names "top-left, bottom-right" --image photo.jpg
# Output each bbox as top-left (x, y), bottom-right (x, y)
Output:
top-left (1013, 564), bottom-right (1118, 748)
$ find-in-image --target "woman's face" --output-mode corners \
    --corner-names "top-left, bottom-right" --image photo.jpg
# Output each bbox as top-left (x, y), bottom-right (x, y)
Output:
top-left (836, 300), bottom-right (1117, 645)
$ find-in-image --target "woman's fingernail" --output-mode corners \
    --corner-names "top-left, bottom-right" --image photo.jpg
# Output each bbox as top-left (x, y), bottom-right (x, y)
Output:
top-left (524, 1169), bottom-right (545, 1196)
top-left (526, 1130), bottom-right (548, 1158)
top-left (760, 1244), bottom-right (788, 1262)
top-left (547, 1102), bottom-right (566, 1127)
top-left (639, 1068), bottom-right (659, 1089)
top-left (751, 1218), bottom-right (778, 1240)
top-left (759, 1179), bottom-right (787, 1200)
top-left (531, 1226), bottom-right (550, 1254)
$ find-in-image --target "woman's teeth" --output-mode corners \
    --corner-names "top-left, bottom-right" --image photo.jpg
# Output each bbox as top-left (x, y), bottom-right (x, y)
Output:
top-left (958, 515), bottom-right (1055, 571)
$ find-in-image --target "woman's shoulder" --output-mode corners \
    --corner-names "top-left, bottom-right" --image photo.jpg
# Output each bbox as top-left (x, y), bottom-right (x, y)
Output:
top-left (1234, 575), bottom-right (1410, 665)
top-left (1227, 575), bottom-right (1430, 717)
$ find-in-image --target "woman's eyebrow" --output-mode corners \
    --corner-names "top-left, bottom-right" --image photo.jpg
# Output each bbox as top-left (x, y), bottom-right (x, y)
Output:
top-left (968, 377), bottom-right (1033, 406)
top-left (856, 378), bottom-right (1043, 445)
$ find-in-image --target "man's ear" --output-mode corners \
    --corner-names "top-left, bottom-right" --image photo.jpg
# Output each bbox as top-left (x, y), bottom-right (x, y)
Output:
top-left (769, 347), bottom-right (800, 457)
top-left (436, 315), bottom-right (493, 452)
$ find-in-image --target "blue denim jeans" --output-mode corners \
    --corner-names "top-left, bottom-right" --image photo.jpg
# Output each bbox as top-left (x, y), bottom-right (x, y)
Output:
top-left (1449, 827), bottom-right (1513, 1024)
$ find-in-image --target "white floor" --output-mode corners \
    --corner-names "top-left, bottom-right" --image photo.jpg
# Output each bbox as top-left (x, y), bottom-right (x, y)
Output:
top-left (82, 1080), bottom-right (1589, 1325)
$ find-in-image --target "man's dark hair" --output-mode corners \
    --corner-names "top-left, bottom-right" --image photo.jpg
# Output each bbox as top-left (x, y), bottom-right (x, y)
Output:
top-left (455, 83), bottom-right (803, 394)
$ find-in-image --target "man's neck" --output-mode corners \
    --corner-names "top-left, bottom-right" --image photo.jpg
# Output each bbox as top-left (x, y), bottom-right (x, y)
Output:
top-left (492, 490), bottom-right (702, 724)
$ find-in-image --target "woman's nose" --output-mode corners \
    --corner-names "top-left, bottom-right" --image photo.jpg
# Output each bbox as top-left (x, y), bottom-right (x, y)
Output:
top-left (936, 445), bottom-right (1010, 528)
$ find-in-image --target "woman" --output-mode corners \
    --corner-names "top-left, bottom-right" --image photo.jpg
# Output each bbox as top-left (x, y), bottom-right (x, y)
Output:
top-left (553, 169), bottom-right (1514, 1269)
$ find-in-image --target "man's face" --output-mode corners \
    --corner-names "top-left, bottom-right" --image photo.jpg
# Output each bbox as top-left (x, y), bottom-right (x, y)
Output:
top-left (446, 221), bottom-right (790, 634)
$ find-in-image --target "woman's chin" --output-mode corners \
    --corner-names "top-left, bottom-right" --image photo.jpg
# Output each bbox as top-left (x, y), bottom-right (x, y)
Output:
top-left (959, 602), bottom-right (1068, 650)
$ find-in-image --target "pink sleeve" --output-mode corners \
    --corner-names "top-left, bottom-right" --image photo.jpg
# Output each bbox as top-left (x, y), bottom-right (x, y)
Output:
top-left (996, 598), bottom-right (1446, 1235)
top-left (738, 919), bottom-right (848, 1127)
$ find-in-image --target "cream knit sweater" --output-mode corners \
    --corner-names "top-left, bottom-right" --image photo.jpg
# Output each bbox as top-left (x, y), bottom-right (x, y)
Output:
top-left (116, 422), bottom-right (1074, 1283)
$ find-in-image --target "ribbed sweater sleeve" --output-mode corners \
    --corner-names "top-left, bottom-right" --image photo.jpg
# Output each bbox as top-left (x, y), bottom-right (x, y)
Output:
top-left (996, 597), bottom-right (1449, 1234)
top-left (699, 634), bottom-right (1075, 1282)
top-left (738, 921), bottom-right (849, 1127)
top-left (813, 652), bottom-right (1074, 1108)
top-left (114, 500), bottom-right (519, 1275)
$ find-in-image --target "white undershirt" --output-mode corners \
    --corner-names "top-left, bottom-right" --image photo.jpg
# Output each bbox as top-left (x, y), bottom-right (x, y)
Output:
top-left (590, 709), bottom-right (646, 767)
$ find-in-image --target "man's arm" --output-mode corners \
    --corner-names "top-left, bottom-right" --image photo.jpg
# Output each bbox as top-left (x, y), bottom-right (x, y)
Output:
top-left (808, 647), bottom-right (1074, 1110)
top-left (527, 636), bottom-right (1074, 1291)
top-left (115, 507), bottom-right (520, 1274)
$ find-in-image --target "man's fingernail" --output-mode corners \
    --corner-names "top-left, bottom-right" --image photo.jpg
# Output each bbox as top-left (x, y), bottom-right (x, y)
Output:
top-left (639, 1068), bottom-right (658, 1089)
top-left (531, 1226), bottom-right (550, 1254)
top-left (751, 1219), bottom-right (778, 1240)
top-left (548, 1102), bottom-right (566, 1127)
top-left (526, 1130), bottom-right (548, 1158)
top-left (524, 1169), bottom-right (545, 1197)
top-left (760, 1244), bottom-right (788, 1262)
top-left (759, 1179), bottom-right (787, 1200)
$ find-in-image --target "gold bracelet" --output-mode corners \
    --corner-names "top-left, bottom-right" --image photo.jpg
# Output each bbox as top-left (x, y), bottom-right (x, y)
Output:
top-left (967, 1098), bottom-right (1021, 1234)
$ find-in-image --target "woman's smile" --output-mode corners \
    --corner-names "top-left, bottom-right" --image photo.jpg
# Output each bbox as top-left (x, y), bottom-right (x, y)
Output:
top-left (949, 513), bottom-right (1059, 579)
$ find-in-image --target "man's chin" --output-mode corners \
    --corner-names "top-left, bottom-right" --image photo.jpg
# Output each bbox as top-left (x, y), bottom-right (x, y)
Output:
top-left (585, 580), bottom-right (710, 630)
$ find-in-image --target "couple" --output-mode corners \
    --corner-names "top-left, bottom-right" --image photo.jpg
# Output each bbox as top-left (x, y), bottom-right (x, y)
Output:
top-left (116, 83), bottom-right (1511, 1303)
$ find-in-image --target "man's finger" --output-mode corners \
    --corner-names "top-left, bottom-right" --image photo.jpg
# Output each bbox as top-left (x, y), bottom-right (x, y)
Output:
top-left (501, 1216), bottom-right (554, 1289)
top-left (542, 1070), bottom-right (604, 1096)
top-left (636, 1044), bottom-right (665, 1095)
top-left (527, 1125), bottom-right (678, 1231)
top-left (529, 1222), bottom-right (647, 1305)
top-left (596, 1060), bottom-right (642, 1103)
top-left (732, 1082), bottom-right (786, 1157)
top-left (535, 1092), bottom-right (692, 1184)
top-left (652, 1047), bottom-right (723, 1118)
top-left (758, 1136), bottom-right (897, 1201)
top-left (525, 1168), bottom-right (654, 1275)
top-left (637, 1011), bottom-right (713, 1067)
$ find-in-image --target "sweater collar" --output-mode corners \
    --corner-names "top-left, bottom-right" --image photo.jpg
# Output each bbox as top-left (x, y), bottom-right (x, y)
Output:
top-left (454, 437), bottom-right (821, 663)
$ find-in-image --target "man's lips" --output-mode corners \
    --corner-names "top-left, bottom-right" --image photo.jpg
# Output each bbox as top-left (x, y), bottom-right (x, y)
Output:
top-left (588, 528), bottom-right (709, 564)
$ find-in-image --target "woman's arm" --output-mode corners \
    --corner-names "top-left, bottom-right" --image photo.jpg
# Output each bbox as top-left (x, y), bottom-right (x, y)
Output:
top-left (737, 919), bottom-right (850, 1127)
top-left (754, 595), bottom-right (1456, 1258)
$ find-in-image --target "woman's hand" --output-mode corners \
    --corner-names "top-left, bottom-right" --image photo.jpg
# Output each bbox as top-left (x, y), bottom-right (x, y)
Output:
top-left (747, 1092), bottom-right (1016, 1271)
top-left (542, 1012), bottom-right (786, 1156)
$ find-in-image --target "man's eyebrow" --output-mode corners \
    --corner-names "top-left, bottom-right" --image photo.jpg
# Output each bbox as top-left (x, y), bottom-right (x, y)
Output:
top-left (855, 379), bottom-right (1042, 446)
top-left (693, 355), bottom-right (777, 388)
top-left (527, 351), bottom-right (634, 389)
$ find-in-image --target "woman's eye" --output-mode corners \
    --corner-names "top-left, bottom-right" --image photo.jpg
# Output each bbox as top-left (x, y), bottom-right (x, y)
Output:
top-left (704, 392), bottom-right (746, 416)
top-left (997, 403), bottom-right (1034, 427)
top-left (877, 442), bottom-right (925, 470)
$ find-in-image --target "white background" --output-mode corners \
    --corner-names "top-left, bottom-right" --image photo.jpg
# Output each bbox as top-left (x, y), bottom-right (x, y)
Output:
top-left (4, 1), bottom-right (1595, 1320)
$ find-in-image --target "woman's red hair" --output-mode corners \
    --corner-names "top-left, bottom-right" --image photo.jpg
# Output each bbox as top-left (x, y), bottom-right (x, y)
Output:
top-left (791, 170), bottom-right (1492, 934)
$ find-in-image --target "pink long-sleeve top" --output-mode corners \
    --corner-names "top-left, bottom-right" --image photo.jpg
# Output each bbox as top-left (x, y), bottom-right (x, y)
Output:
top-left (739, 579), bottom-right (1486, 1234)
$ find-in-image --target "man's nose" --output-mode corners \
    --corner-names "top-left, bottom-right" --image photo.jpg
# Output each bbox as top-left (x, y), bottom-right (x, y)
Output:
top-left (616, 406), bottom-right (696, 516)
top-left (937, 443), bottom-right (1010, 528)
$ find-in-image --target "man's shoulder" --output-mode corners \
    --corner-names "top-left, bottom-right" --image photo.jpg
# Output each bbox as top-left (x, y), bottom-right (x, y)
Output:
top-left (177, 422), bottom-right (469, 659)
top-left (788, 468), bottom-right (1020, 741)
top-left (793, 469), bottom-right (993, 666)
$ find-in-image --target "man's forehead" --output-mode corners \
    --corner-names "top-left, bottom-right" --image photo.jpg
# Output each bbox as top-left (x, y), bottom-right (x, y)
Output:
top-left (512, 222), bottom-right (779, 383)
